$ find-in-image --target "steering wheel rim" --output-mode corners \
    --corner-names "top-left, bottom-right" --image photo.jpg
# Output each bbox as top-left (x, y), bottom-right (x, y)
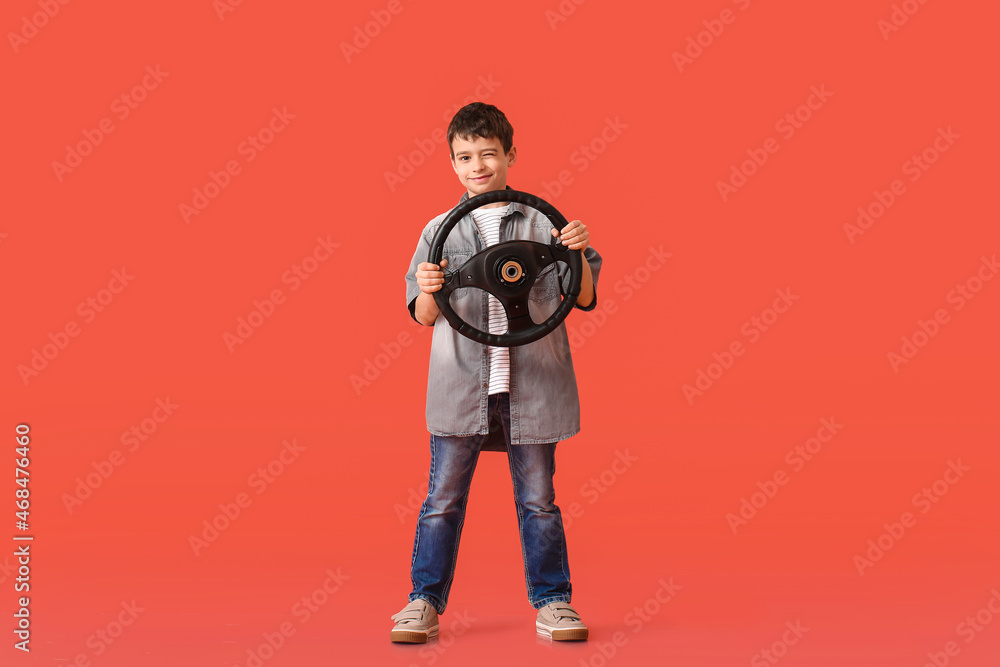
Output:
top-left (429, 189), bottom-right (583, 347)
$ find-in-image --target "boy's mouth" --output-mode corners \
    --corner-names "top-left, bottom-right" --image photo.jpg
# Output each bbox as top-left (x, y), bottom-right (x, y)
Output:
top-left (469, 174), bottom-right (491, 184)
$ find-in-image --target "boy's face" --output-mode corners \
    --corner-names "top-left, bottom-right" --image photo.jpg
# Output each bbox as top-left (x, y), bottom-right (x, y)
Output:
top-left (450, 134), bottom-right (517, 205)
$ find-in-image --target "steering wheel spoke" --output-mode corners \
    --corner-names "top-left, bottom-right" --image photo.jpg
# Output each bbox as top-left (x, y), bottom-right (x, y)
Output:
top-left (497, 292), bottom-right (533, 333)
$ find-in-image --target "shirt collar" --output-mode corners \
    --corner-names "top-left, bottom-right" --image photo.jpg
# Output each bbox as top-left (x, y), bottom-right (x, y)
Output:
top-left (457, 186), bottom-right (527, 219)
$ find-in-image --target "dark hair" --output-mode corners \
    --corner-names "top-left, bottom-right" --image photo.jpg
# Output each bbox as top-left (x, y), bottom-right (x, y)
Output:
top-left (447, 103), bottom-right (514, 157)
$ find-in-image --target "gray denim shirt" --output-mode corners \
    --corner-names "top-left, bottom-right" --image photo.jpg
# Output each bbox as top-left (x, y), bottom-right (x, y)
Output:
top-left (405, 191), bottom-right (603, 446)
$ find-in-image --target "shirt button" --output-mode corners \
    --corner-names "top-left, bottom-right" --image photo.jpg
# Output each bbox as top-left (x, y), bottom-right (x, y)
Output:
top-left (482, 382), bottom-right (488, 388)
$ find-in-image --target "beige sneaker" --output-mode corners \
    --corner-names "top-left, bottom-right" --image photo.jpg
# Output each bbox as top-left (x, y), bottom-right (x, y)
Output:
top-left (536, 602), bottom-right (589, 641)
top-left (390, 599), bottom-right (439, 643)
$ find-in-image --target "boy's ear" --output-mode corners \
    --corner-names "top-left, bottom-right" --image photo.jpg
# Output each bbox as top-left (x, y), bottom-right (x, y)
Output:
top-left (507, 146), bottom-right (517, 167)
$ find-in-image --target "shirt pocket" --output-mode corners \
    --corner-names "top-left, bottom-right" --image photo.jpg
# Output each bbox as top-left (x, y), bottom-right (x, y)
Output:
top-left (529, 263), bottom-right (560, 304)
top-left (442, 247), bottom-right (474, 301)
top-left (531, 218), bottom-right (556, 234)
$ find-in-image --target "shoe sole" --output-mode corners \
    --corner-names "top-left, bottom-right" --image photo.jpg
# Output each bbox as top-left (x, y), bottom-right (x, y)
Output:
top-left (536, 622), bottom-right (589, 641)
top-left (391, 625), bottom-right (439, 644)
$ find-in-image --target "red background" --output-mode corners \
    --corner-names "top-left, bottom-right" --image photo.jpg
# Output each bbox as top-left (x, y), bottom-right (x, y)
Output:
top-left (3, 1), bottom-right (999, 665)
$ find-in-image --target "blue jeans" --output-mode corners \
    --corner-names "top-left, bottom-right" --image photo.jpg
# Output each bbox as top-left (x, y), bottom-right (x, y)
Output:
top-left (408, 393), bottom-right (572, 614)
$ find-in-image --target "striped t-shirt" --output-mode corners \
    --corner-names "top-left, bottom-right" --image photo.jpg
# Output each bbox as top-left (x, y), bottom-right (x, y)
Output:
top-left (470, 204), bottom-right (511, 395)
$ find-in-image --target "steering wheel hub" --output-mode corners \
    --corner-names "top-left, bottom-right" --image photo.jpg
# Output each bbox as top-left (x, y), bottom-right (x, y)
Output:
top-left (499, 258), bottom-right (525, 284)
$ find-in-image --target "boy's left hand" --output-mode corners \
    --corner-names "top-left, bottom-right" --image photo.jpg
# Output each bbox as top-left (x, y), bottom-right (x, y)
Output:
top-left (552, 220), bottom-right (590, 251)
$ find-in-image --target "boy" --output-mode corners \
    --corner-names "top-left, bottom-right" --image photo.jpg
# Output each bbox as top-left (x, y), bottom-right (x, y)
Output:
top-left (395, 103), bottom-right (602, 643)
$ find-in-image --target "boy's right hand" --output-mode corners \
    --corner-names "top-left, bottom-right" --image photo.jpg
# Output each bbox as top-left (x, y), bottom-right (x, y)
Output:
top-left (416, 259), bottom-right (448, 294)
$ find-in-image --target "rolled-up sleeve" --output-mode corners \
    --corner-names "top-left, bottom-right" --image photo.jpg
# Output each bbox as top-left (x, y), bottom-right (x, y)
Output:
top-left (404, 229), bottom-right (433, 323)
top-left (558, 245), bottom-right (602, 312)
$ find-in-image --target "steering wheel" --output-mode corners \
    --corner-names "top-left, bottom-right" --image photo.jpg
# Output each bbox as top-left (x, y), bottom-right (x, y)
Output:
top-left (428, 189), bottom-right (582, 347)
